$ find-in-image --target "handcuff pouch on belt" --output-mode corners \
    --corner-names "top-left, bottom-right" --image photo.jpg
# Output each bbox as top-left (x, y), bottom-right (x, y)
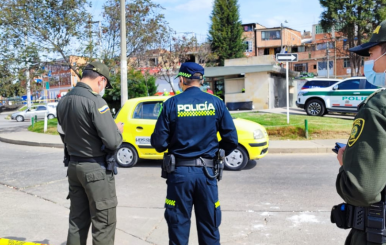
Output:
top-left (331, 188), bottom-right (386, 244)
top-left (162, 153), bottom-right (176, 178)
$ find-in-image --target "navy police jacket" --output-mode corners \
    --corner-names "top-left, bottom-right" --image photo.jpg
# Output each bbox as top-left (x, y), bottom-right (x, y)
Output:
top-left (151, 87), bottom-right (238, 158)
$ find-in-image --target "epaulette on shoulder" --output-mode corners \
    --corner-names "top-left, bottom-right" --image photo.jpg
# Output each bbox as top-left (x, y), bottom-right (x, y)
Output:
top-left (358, 88), bottom-right (386, 110)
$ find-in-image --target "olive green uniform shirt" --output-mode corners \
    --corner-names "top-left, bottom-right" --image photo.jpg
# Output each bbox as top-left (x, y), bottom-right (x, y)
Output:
top-left (57, 82), bottom-right (122, 157)
top-left (337, 89), bottom-right (386, 245)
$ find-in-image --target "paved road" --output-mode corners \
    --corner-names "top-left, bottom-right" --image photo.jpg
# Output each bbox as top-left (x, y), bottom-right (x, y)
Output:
top-left (0, 142), bottom-right (349, 245)
top-left (0, 111), bottom-right (29, 132)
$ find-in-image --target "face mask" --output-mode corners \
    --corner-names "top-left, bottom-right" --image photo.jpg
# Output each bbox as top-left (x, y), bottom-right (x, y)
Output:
top-left (364, 52), bottom-right (386, 87)
top-left (99, 79), bottom-right (105, 97)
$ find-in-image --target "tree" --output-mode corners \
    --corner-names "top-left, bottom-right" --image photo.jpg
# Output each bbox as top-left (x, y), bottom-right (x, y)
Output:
top-left (156, 36), bottom-right (197, 93)
top-left (128, 69), bottom-right (157, 98)
top-left (104, 69), bottom-right (158, 110)
top-left (208, 0), bottom-right (245, 66)
top-left (0, 32), bottom-right (42, 98)
top-left (101, 0), bottom-right (171, 65)
top-left (320, 0), bottom-right (386, 76)
top-left (0, 0), bottom-right (90, 78)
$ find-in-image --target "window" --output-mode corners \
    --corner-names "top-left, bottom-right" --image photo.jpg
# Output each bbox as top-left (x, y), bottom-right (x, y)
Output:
top-left (315, 25), bottom-right (331, 34)
top-left (365, 80), bottom-right (380, 89)
top-left (243, 25), bottom-right (253, 32)
top-left (36, 106), bottom-right (47, 111)
top-left (264, 48), bottom-right (270, 55)
top-left (313, 65), bottom-right (317, 69)
top-left (243, 41), bottom-right (253, 53)
top-left (298, 46), bottom-right (305, 52)
top-left (344, 58), bottom-right (350, 68)
top-left (338, 79), bottom-right (360, 90)
top-left (316, 42), bottom-right (334, 50)
top-left (292, 47), bottom-right (298, 53)
top-left (261, 30), bottom-right (281, 40)
top-left (148, 58), bottom-right (158, 66)
top-left (304, 80), bottom-right (331, 88)
top-left (343, 40), bottom-right (348, 50)
top-left (294, 63), bottom-right (308, 72)
top-left (329, 81), bottom-right (339, 86)
top-left (133, 102), bottom-right (162, 120)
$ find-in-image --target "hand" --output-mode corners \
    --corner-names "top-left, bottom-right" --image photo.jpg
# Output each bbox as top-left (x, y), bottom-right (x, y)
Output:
top-left (337, 146), bottom-right (346, 166)
top-left (116, 122), bottom-right (124, 133)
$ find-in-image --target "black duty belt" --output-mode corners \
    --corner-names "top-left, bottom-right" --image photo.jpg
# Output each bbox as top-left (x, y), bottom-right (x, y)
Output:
top-left (175, 157), bottom-right (214, 167)
top-left (70, 156), bottom-right (106, 163)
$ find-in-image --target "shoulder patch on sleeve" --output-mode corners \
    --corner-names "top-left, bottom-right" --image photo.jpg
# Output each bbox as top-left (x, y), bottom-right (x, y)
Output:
top-left (348, 118), bottom-right (365, 147)
top-left (98, 105), bottom-right (110, 114)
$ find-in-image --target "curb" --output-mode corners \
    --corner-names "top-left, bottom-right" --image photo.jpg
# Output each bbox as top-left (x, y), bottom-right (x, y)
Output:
top-left (0, 135), bottom-right (63, 149)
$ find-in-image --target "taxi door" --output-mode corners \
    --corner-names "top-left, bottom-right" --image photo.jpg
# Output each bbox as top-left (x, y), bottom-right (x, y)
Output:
top-left (330, 78), bottom-right (362, 112)
top-left (128, 101), bottom-right (164, 158)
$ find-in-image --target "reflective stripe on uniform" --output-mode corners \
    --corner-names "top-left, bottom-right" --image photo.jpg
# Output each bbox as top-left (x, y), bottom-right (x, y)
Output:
top-left (215, 200), bottom-right (220, 208)
top-left (166, 198), bottom-right (176, 206)
top-left (178, 110), bottom-right (215, 117)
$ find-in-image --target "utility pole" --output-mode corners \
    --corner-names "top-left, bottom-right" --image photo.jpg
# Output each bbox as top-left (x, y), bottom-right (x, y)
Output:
top-left (327, 41), bottom-right (330, 78)
top-left (120, 0), bottom-right (128, 106)
top-left (281, 23), bottom-right (283, 52)
top-left (25, 31), bottom-right (31, 109)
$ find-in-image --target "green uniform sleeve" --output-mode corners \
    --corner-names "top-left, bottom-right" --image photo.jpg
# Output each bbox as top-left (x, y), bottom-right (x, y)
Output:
top-left (337, 107), bottom-right (386, 207)
top-left (92, 98), bottom-right (122, 151)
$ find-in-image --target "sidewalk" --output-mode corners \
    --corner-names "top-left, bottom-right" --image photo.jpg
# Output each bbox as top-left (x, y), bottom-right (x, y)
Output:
top-left (0, 129), bottom-right (345, 153)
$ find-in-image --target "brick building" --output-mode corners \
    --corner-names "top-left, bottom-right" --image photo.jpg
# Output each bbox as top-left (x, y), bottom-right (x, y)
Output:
top-left (241, 23), bottom-right (364, 79)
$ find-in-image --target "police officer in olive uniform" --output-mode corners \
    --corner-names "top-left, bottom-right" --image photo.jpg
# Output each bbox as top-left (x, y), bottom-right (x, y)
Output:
top-left (151, 62), bottom-right (238, 245)
top-left (336, 20), bottom-right (386, 245)
top-left (57, 62), bottom-right (123, 245)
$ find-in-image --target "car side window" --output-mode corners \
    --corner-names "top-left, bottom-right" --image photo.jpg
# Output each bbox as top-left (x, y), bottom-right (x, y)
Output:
top-left (338, 80), bottom-right (360, 90)
top-left (133, 102), bottom-right (163, 120)
top-left (133, 103), bottom-right (143, 119)
top-left (330, 81), bottom-right (339, 86)
top-left (365, 80), bottom-right (380, 89)
top-left (36, 106), bottom-right (47, 111)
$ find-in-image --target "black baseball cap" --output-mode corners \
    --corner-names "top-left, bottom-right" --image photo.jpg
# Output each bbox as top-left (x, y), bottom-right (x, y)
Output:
top-left (350, 20), bottom-right (386, 56)
top-left (175, 62), bottom-right (205, 80)
top-left (83, 61), bottom-right (112, 89)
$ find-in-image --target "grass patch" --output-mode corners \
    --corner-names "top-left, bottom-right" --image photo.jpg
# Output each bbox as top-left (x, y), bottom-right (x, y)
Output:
top-left (233, 112), bottom-right (352, 140)
top-left (28, 118), bottom-right (59, 135)
top-left (4, 114), bottom-right (11, 120)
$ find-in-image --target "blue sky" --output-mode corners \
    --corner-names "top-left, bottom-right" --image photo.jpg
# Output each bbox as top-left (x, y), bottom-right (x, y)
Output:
top-left (90, 0), bottom-right (325, 41)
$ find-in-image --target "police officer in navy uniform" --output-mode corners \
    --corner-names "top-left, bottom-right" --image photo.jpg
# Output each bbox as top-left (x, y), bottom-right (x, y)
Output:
top-left (151, 62), bottom-right (238, 245)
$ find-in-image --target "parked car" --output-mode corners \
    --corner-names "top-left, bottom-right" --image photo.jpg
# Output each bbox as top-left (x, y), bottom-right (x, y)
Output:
top-left (296, 77), bottom-right (379, 116)
top-left (114, 96), bottom-right (269, 170)
top-left (300, 78), bottom-right (341, 90)
top-left (11, 104), bottom-right (56, 122)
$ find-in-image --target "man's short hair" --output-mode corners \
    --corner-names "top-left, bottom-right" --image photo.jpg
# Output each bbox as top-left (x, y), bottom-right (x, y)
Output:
top-left (183, 73), bottom-right (203, 85)
top-left (82, 65), bottom-right (102, 80)
top-left (381, 42), bottom-right (386, 54)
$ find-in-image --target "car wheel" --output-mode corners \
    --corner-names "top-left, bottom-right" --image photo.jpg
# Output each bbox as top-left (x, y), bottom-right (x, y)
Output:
top-left (16, 115), bottom-right (24, 122)
top-left (224, 145), bottom-right (249, 171)
top-left (115, 143), bottom-right (138, 168)
top-left (47, 114), bottom-right (55, 120)
top-left (305, 99), bottom-right (325, 116)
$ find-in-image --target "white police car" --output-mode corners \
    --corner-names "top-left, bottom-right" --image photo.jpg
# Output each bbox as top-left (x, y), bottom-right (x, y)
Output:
top-left (296, 77), bottom-right (379, 116)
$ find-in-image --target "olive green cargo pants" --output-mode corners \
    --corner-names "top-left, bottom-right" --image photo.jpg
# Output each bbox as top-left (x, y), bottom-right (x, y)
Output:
top-left (67, 161), bottom-right (117, 245)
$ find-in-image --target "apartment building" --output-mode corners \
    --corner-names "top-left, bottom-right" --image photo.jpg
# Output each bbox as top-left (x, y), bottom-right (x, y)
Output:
top-left (242, 23), bottom-right (364, 78)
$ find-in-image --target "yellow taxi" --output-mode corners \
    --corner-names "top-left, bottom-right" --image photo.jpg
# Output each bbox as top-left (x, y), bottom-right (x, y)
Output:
top-left (114, 96), bottom-right (269, 171)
